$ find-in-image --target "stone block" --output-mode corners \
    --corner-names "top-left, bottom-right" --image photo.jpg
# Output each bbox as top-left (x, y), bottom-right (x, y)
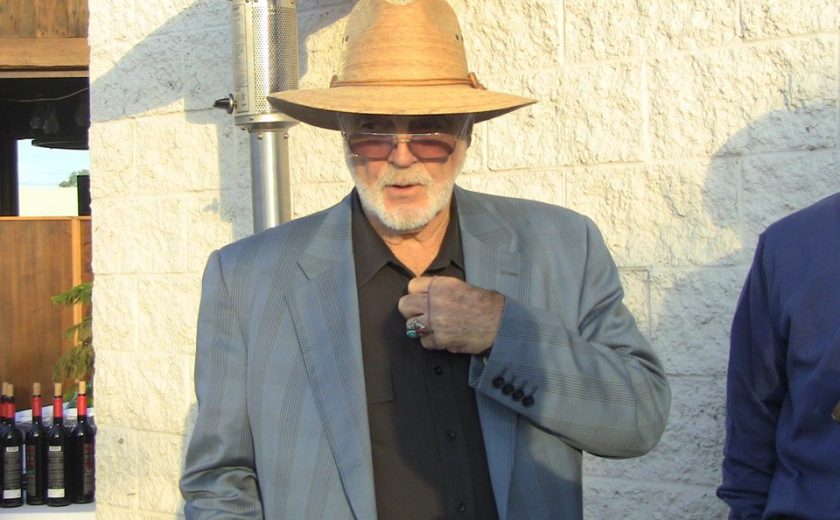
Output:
top-left (455, 0), bottom-right (563, 73)
top-left (94, 349), bottom-right (146, 428)
top-left (95, 350), bottom-right (193, 436)
top-left (189, 113), bottom-right (249, 192)
top-left (137, 275), bottom-right (202, 355)
top-left (131, 196), bottom-right (189, 274)
top-left (137, 431), bottom-right (189, 514)
top-left (567, 0), bottom-right (738, 63)
top-left (133, 353), bottom-right (193, 434)
top-left (488, 61), bottom-right (644, 168)
top-left (87, 3), bottom-right (134, 47)
top-left (565, 0), bottom-right (643, 61)
top-left (741, 0), bottom-right (840, 39)
top-left (186, 190), bottom-right (254, 273)
top-left (456, 170), bottom-right (565, 206)
top-left (649, 267), bottom-right (744, 376)
top-left (132, 112), bottom-right (237, 195)
top-left (92, 275), bottom-right (138, 352)
top-left (96, 425), bottom-right (139, 509)
top-left (566, 161), bottom-right (741, 267)
top-left (650, 37), bottom-right (837, 159)
top-left (641, 0), bottom-right (739, 55)
top-left (289, 125), bottom-right (348, 184)
top-left (132, 0), bottom-right (229, 42)
top-left (89, 121), bottom-right (134, 198)
top-left (618, 269), bottom-right (651, 338)
top-left (584, 375), bottom-right (727, 487)
top-left (584, 477), bottom-right (727, 519)
top-left (92, 198), bottom-right (142, 274)
top-left (742, 151), bottom-right (840, 238)
top-left (91, 27), bottom-right (233, 121)
top-left (94, 504), bottom-right (176, 520)
top-left (298, 4), bottom-right (351, 83)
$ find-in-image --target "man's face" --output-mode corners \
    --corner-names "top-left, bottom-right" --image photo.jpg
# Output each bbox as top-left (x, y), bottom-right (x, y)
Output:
top-left (341, 114), bottom-right (470, 234)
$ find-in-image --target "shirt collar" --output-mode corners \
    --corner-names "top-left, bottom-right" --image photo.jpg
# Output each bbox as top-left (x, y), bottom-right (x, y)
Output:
top-left (351, 190), bottom-right (463, 287)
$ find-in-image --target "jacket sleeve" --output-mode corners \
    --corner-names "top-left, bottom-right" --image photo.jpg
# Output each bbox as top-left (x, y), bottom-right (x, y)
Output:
top-left (717, 237), bottom-right (784, 519)
top-left (471, 218), bottom-right (671, 458)
top-left (180, 251), bottom-right (264, 519)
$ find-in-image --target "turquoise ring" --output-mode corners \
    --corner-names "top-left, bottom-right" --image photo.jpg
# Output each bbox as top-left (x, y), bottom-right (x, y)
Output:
top-left (406, 318), bottom-right (432, 339)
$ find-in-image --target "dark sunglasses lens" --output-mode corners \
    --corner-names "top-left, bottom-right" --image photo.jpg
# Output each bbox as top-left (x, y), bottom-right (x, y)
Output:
top-left (348, 135), bottom-right (393, 160)
top-left (408, 135), bottom-right (456, 159)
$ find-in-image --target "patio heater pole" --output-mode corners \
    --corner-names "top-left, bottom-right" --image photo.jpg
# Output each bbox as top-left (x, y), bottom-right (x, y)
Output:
top-left (217, 0), bottom-right (299, 233)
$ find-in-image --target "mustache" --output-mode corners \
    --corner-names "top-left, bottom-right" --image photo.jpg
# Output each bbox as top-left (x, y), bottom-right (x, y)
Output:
top-left (376, 168), bottom-right (433, 188)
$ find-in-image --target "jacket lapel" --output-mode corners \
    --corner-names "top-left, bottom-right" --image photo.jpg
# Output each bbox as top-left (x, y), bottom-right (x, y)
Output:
top-left (284, 189), bottom-right (526, 520)
top-left (458, 188), bottom-right (526, 520)
top-left (288, 196), bottom-right (377, 520)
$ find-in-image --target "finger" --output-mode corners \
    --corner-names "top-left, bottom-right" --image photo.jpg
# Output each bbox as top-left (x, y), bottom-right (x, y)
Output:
top-left (418, 330), bottom-right (444, 351)
top-left (397, 293), bottom-right (427, 318)
top-left (407, 276), bottom-right (434, 295)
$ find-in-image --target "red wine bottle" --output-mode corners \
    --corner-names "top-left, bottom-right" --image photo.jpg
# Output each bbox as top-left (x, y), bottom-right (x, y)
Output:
top-left (0, 383), bottom-right (24, 508)
top-left (26, 382), bottom-right (48, 505)
top-left (68, 380), bottom-right (95, 503)
top-left (0, 382), bottom-right (9, 425)
top-left (46, 383), bottom-right (70, 507)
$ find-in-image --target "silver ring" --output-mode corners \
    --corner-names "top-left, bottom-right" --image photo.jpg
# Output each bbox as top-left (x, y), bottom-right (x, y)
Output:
top-left (406, 317), bottom-right (433, 339)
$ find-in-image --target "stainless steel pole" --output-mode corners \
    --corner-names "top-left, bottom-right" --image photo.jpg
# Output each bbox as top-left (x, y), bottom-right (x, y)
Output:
top-left (249, 124), bottom-right (294, 230)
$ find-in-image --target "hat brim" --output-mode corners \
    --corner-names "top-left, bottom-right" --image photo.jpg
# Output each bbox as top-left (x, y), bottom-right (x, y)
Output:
top-left (268, 85), bottom-right (536, 130)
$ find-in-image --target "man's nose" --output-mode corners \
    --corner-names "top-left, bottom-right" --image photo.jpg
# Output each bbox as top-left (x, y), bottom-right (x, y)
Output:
top-left (388, 137), bottom-right (418, 167)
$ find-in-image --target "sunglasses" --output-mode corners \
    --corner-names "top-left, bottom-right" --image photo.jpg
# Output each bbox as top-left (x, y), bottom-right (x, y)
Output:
top-left (344, 132), bottom-right (459, 161)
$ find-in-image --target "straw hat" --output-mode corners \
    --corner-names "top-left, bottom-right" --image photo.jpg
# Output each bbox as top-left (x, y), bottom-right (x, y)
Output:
top-left (268, 0), bottom-right (536, 130)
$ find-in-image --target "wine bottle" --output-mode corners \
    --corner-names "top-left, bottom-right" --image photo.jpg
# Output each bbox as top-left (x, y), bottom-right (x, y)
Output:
top-left (46, 383), bottom-right (70, 507)
top-left (68, 380), bottom-right (95, 503)
top-left (0, 383), bottom-right (24, 508)
top-left (26, 382), bottom-right (48, 505)
top-left (0, 382), bottom-right (9, 425)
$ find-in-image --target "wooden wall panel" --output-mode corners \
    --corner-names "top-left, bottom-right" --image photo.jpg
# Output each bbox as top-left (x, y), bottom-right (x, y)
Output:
top-left (0, 1), bottom-right (37, 38)
top-left (0, 0), bottom-right (88, 39)
top-left (0, 216), bottom-right (91, 410)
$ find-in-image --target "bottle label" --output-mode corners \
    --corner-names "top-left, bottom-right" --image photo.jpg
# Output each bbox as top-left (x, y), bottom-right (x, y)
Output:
top-left (81, 443), bottom-right (95, 494)
top-left (2, 447), bottom-right (22, 495)
top-left (47, 446), bottom-right (65, 497)
top-left (26, 444), bottom-right (38, 496)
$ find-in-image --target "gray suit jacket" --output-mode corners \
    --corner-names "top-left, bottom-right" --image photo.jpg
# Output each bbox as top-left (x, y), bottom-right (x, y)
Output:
top-left (180, 187), bottom-right (671, 519)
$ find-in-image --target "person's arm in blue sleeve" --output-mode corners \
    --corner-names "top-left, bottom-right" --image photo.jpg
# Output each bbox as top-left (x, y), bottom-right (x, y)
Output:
top-left (718, 236), bottom-right (788, 519)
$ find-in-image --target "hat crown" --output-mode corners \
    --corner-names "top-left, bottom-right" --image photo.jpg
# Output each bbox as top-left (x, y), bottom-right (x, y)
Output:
top-left (337, 0), bottom-right (470, 85)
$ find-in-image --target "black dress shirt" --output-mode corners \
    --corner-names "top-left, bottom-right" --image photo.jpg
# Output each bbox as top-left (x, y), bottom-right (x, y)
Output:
top-left (351, 192), bottom-right (498, 520)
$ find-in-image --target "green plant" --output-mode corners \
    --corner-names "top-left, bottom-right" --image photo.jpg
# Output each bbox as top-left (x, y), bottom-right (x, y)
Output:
top-left (51, 282), bottom-right (94, 400)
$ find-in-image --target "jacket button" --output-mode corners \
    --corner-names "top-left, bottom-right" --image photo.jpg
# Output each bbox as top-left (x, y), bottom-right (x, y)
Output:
top-left (512, 388), bottom-right (524, 401)
top-left (502, 383), bottom-right (514, 395)
top-left (522, 396), bottom-right (535, 407)
top-left (832, 401), bottom-right (840, 424)
top-left (492, 376), bottom-right (505, 388)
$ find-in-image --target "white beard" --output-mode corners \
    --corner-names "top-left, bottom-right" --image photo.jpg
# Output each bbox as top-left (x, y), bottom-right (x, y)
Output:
top-left (352, 165), bottom-right (456, 233)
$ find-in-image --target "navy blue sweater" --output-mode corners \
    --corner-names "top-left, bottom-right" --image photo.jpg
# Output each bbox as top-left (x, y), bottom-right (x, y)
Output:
top-left (719, 192), bottom-right (840, 519)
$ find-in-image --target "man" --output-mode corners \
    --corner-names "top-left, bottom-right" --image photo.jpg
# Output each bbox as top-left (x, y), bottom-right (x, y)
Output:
top-left (718, 192), bottom-right (840, 519)
top-left (180, 0), bottom-right (670, 518)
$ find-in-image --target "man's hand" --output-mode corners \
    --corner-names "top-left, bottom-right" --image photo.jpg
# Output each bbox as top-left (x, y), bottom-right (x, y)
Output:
top-left (397, 276), bottom-right (505, 355)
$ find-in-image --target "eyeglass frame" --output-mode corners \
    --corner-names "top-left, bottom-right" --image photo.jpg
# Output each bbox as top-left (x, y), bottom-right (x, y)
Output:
top-left (339, 114), bottom-right (474, 161)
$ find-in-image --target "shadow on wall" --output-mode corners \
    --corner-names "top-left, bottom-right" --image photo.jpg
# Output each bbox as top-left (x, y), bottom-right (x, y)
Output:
top-left (90, 0), bottom-right (356, 241)
top-left (584, 103), bottom-right (839, 519)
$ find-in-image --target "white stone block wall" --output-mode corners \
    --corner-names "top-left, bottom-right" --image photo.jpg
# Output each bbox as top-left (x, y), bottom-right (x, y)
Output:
top-left (87, 0), bottom-right (840, 518)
